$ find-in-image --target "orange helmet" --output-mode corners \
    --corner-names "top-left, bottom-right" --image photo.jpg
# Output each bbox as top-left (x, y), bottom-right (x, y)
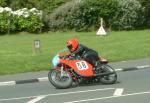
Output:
top-left (67, 38), bottom-right (78, 52)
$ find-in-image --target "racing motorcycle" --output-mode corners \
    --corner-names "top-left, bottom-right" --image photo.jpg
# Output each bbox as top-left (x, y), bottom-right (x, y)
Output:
top-left (48, 49), bottom-right (117, 89)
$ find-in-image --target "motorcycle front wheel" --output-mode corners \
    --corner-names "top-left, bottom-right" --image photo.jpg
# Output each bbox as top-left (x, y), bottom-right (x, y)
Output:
top-left (48, 69), bottom-right (73, 89)
top-left (99, 64), bottom-right (117, 84)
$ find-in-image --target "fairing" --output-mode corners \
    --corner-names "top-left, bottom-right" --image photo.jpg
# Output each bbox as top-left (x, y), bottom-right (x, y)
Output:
top-left (60, 59), bottom-right (94, 77)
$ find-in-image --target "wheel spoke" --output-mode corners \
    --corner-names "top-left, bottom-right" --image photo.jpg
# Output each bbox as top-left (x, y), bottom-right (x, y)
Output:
top-left (99, 64), bottom-right (117, 84)
top-left (48, 69), bottom-right (73, 89)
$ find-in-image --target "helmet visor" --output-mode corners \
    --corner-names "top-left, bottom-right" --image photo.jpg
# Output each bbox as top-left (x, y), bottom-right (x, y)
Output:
top-left (67, 45), bottom-right (72, 51)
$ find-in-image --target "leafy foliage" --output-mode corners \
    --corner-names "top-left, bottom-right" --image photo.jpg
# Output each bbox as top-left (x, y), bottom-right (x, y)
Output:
top-left (0, 0), bottom-right (70, 14)
top-left (0, 13), bottom-right (9, 33)
top-left (48, 0), bottom-right (119, 31)
top-left (0, 7), bottom-right (43, 34)
top-left (138, 0), bottom-right (150, 28)
top-left (0, 0), bottom-right (149, 32)
top-left (0, 0), bottom-right (7, 6)
top-left (111, 0), bottom-right (144, 30)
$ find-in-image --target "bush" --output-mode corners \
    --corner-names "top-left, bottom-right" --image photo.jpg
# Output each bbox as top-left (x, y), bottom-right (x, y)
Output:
top-left (0, 7), bottom-right (43, 34)
top-left (0, 13), bottom-right (9, 33)
top-left (0, 0), bottom-right (7, 7)
top-left (0, 7), bottom-right (15, 34)
top-left (0, 0), bottom-right (71, 14)
top-left (48, 0), bottom-right (146, 31)
top-left (48, 0), bottom-right (78, 31)
top-left (14, 8), bottom-right (43, 32)
top-left (82, 0), bottom-right (119, 30)
top-left (110, 0), bottom-right (144, 30)
top-left (0, 0), bottom-right (71, 32)
top-left (138, 0), bottom-right (150, 28)
top-left (48, 0), bottom-right (119, 31)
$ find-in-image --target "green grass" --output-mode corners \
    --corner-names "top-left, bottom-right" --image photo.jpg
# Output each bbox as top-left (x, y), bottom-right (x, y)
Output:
top-left (0, 30), bottom-right (150, 75)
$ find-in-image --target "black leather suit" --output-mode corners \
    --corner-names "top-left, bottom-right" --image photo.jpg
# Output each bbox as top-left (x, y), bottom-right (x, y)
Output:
top-left (72, 44), bottom-right (99, 67)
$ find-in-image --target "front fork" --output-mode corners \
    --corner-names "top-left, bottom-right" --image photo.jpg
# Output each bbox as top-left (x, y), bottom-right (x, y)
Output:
top-left (60, 65), bottom-right (65, 77)
top-left (60, 64), bottom-right (70, 77)
top-left (60, 65), bottom-right (79, 85)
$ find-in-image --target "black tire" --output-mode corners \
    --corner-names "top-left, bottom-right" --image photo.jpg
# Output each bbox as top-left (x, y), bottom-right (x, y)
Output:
top-left (48, 69), bottom-right (73, 89)
top-left (99, 64), bottom-right (117, 84)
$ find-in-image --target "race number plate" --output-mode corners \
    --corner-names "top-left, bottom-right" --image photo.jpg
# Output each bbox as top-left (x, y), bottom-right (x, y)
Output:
top-left (76, 61), bottom-right (88, 70)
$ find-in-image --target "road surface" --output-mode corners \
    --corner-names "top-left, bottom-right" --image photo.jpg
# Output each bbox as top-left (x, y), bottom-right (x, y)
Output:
top-left (0, 67), bottom-right (150, 103)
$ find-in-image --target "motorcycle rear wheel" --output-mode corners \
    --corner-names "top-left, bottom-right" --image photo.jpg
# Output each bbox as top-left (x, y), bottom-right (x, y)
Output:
top-left (99, 64), bottom-right (117, 84)
top-left (48, 69), bottom-right (73, 89)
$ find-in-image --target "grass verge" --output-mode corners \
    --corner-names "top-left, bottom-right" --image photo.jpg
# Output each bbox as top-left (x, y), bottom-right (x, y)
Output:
top-left (0, 30), bottom-right (150, 75)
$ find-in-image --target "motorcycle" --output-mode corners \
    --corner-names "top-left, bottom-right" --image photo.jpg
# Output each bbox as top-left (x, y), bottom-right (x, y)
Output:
top-left (48, 49), bottom-right (117, 89)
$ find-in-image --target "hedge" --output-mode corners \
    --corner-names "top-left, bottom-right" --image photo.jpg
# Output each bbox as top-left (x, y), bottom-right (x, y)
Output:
top-left (0, 7), bottom-right (43, 34)
top-left (0, 0), bottom-right (149, 33)
top-left (48, 0), bottom-right (144, 31)
top-left (111, 0), bottom-right (144, 30)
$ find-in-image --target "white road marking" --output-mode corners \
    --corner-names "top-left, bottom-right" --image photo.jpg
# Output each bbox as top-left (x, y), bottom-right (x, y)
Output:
top-left (115, 68), bottom-right (123, 71)
top-left (0, 81), bottom-right (15, 86)
top-left (38, 77), bottom-right (48, 82)
top-left (27, 96), bottom-right (45, 103)
top-left (113, 88), bottom-right (124, 96)
top-left (137, 65), bottom-right (150, 69)
top-left (0, 88), bottom-right (114, 102)
top-left (0, 96), bottom-right (36, 102)
top-left (64, 90), bottom-right (150, 103)
top-left (121, 61), bottom-right (126, 62)
top-left (46, 88), bottom-right (114, 97)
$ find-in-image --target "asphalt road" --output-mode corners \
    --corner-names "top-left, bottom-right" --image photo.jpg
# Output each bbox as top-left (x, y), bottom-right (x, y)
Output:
top-left (0, 67), bottom-right (150, 103)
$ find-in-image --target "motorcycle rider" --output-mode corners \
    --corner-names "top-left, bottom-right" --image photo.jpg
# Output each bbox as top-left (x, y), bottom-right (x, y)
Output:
top-left (66, 38), bottom-right (100, 69)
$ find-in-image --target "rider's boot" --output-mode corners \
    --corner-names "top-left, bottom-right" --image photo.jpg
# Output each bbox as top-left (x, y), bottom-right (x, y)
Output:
top-left (93, 61), bottom-right (101, 74)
